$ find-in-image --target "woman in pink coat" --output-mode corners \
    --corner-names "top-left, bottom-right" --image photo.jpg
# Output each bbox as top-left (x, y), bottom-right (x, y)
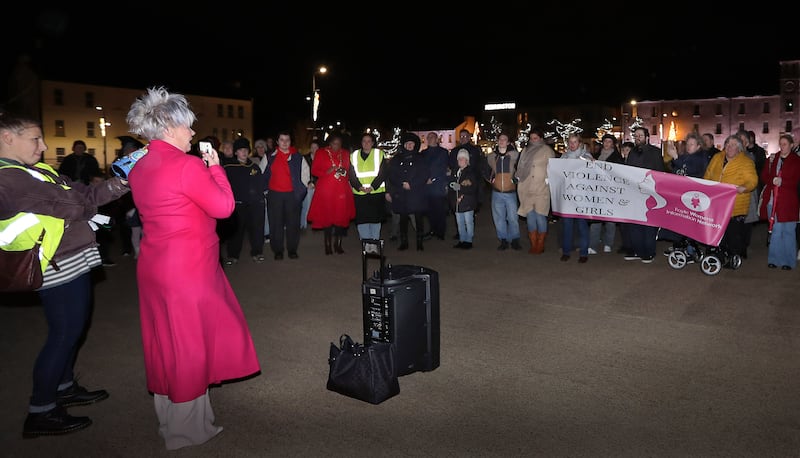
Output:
top-left (125, 87), bottom-right (260, 450)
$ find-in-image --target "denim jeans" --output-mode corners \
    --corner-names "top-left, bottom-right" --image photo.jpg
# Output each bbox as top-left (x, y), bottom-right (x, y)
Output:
top-left (31, 272), bottom-right (93, 410)
top-left (300, 187), bottom-right (314, 229)
top-left (491, 191), bottom-right (520, 241)
top-left (589, 221), bottom-right (616, 251)
top-left (456, 211), bottom-right (475, 243)
top-left (525, 210), bottom-right (549, 233)
top-left (561, 217), bottom-right (589, 256)
top-left (767, 205), bottom-right (797, 268)
top-left (357, 223), bottom-right (381, 241)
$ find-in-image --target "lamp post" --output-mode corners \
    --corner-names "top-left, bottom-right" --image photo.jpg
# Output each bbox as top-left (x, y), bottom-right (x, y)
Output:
top-left (311, 66), bottom-right (327, 137)
top-left (95, 106), bottom-right (110, 175)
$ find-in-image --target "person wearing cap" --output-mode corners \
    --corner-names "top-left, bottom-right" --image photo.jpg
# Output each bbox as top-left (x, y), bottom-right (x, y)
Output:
top-left (221, 137), bottom-right (267, 264)
top-left (262, 131), bottom-right (307, 259)
top-left (449, 148), bottom-right (479, 248)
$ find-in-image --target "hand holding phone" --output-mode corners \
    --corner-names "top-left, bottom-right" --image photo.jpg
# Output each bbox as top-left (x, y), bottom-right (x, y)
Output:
top-left (199, 141), bottom-right (212, 154)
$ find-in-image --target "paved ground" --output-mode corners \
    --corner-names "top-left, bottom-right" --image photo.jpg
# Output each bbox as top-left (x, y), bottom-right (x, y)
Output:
top-left (1, 211), bottom-right (799, 457)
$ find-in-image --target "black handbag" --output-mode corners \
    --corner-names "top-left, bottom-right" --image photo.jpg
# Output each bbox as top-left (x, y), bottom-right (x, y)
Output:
top-left (327, 334), bottom-right (399, 404)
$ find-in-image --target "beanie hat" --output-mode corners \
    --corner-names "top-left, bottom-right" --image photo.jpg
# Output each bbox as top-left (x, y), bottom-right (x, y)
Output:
top-left (456, 148), bottom-right (470, 164)
top-left (233, 137), bottom-right (251, 152)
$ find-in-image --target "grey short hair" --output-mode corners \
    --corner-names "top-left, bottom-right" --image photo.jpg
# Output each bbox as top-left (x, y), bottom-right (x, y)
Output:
top-left (126, 86), bottom-right (196, 141)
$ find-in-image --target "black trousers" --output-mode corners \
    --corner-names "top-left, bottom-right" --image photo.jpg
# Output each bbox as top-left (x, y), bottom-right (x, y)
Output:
top-left (426, 194), bottom-right (448, 238)
top-left (227, 202), bottom-right (265, 259)
top-left (267, 191), bottom-right (301, 255)
top-left (399, 213), bottom-right (425, 239)
top-left (721, 216), bottom-right (747, 257)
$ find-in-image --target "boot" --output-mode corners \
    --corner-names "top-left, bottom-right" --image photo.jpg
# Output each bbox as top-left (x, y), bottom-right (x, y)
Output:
top-left (398, 233), bottom-right (409, 251)
top-left (416, 235), bottom-right (424, 251)
top-left (510, 238), bottom-right (522, 250)
top-left (534, 232), bottom-right (547, 254)
top-left (324, 232), bottom-right (333, 255)
top-left (334, 235), bottom-right (344, 254)
top-left (528, 231), bottom-right (539, 254)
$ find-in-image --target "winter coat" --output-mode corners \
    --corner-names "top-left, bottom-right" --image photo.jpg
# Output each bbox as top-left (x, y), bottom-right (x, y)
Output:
top-left (516, 140), bottom-right (555, 217)
top-left (387, 133), bottom-right (428, 214)
top-left (758, 152), bottom-right (800, 222)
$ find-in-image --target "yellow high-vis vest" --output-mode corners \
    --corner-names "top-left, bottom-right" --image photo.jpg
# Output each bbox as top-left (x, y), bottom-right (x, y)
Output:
top-left (0, 162), bottom-right (67, 272)
top-left (351, 148), bottom-right (385, 195)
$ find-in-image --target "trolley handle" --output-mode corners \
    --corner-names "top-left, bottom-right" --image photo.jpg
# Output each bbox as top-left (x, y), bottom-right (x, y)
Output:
top-left (361, 238), bottom-right (385, 284)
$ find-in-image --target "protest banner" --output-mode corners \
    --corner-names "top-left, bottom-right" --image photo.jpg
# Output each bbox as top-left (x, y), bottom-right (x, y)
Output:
top-left (547, 159), bottom-right (737, 246)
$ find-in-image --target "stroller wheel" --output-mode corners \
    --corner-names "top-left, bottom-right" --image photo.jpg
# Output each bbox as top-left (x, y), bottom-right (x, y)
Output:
top-left (701, 255), bottom-right (722, 276)
top-left (730, 254), bottom-right (742, 270)
top-left (668, 250), bottom-right (688, 269)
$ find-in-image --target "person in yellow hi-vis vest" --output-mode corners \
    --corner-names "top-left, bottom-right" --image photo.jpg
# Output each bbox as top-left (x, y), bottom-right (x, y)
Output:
top-left (348, 132), bottom-right (389, 250)
top-left (0, 111), bottom-right (130, 438)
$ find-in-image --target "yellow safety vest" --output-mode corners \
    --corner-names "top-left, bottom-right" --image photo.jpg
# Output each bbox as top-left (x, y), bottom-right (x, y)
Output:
top-left (0, 162), bottom-right (67, 272)
top-left (351, 148), bottom-right (385, 195)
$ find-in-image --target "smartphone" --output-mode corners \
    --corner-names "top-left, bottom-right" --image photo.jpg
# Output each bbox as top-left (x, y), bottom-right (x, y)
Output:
top-left (199, 141), bottom-right (212, 154)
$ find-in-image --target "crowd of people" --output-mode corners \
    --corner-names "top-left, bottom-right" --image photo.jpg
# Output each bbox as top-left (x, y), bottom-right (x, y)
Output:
top-left (4, 83), bottom-right (800, 451)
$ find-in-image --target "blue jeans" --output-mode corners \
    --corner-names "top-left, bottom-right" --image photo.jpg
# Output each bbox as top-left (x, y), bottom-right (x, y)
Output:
top-left (357, 223), bottom-right (381, 240)
top-left (456, 211), bottom-right (475, 243)
top-left (767, 206), bottom-right (797, 268)
top-left (31, 272), bottom-right (93, 410)
top-left (300, 187), bottom-right (314, 229)
top-left (561, 217), bottom-right (589, 257)
top-left (525, 211), bottom-right (549, 233)
top-left (491, 192), bottom-right (520, 241)
top-left (590, 221), bottom-right (616, 251)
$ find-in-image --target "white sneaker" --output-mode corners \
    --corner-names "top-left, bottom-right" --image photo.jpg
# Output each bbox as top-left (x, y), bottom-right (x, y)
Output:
top-left (624, 255), bottom-right (641, 261)
top-left (587, 247), bottom-right (598, 255)
top-left (603, 245), bottom-right (612, 253)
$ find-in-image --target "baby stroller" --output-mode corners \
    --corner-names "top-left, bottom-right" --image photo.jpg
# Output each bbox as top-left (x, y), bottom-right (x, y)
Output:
top-left (665, 235), bottom-right (742, 276)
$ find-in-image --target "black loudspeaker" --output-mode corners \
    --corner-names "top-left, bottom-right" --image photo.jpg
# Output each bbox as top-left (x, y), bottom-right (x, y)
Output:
top-left (361, 239), bottom-right (440, 376)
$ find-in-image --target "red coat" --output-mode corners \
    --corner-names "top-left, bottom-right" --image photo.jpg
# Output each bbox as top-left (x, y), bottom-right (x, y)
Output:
top-left (307, 147), bottom-right (356, 228)
top-left (758, 152), bottom-right (800, 223)
top-left (129, 140), bottom-right (260, 402)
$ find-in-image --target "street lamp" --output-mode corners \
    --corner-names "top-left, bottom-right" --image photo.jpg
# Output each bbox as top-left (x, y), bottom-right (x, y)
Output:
top-left (95, 106), bottom-right (111, 175)
top-left (311, 66), bottom-right (327, 135)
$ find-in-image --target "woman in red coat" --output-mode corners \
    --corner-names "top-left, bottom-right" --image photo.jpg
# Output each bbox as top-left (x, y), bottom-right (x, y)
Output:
top-left (126, 87), bottom-right (260, 450)
top-left (758, 134), bottom-right (800, 270)
top-left (307, 132), bottom-right (356, 254)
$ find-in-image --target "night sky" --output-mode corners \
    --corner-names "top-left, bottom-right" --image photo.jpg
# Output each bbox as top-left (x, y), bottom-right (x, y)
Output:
top-left (2, 3), bottom-right (796, 138)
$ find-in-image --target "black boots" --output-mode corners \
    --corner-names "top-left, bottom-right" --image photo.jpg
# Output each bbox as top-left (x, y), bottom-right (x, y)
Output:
top-left (398, 234), bottom-right (409, 251)
top-left (23, 406), bottom-right (91, 438)
top-left (334, 235), bottom-right (344, 254)
top-left (324, 232), bottom-right (333, 255)
top-left (56, 383), bottom-right (109, 408)
top-left (416, 235), bottom-right (424, 251)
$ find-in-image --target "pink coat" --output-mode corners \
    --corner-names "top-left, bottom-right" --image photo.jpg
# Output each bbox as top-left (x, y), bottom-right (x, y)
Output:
top-left (129, 140), bottom-right (260, 402)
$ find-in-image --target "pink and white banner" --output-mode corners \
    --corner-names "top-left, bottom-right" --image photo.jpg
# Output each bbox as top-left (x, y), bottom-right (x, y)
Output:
top-left (547, 159), bottom-right (738, 246)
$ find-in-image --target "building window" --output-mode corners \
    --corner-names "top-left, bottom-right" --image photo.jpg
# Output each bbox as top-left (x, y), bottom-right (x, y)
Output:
top-left (738, 122), bottom-right (745, 132)
top-left (763, 102), bottom-right (770, 114)
top-left (237, 106), bottom-right (244, 119)
top-left (55, 147), bottom-right (66, 163)
top-left (652, 125), bottom-right (658, 137)
top-left (738, 103), bottom-right (746, 115)
top-left (87, 121), bottom-right (96, 138)
top-left (221, 128), bottom-right (228, 141)
top-left (786, 99), bottom-right (795, 112)
top-left (693, 105), bottom-right (700, 117)
top-left (217, 104), bottom-right (224, 117)
top-left (715, 123), bottom-right (722, 135)
top-left (54, 89), bottom-right (64, 106)
top-left (54, 119), bottom-right (65, 137)
top-left (212, 128), bottom-right (219, 138)
top-left (88, 148), bottom-right (97, 157)
top-left (651, 107), bottom-right (657, 118)
top-left (693, 123), bottom-right (699, 133)
top-left (763, 122), bottom-right (769, 134)
top-left (227, 105), bottom-right (234, 118)
top-left (715, 104), bottom-right (723, 116)
top-left (787, 120), bottom-right (793, 132)
top-left (85, 92), bottom-right (95, 108)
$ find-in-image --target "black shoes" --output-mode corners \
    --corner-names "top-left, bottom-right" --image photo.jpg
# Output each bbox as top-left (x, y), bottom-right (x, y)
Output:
top-left (274, 252), bottom-right (284, 260)
top-left (288, 252), bottom-right (298, 259)
top-left (497, 241), bottom-right (509, 251)
top-left (23, 406), bottom-right (92, 438)
top-left (510, 239), bottom-right (522, 251)
top-left (57, 383), bottom-right (109, 408)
